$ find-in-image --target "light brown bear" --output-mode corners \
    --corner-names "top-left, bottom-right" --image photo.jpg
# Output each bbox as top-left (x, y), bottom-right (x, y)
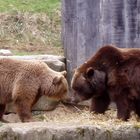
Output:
top-left (0, 58), bottom-right (68, 122)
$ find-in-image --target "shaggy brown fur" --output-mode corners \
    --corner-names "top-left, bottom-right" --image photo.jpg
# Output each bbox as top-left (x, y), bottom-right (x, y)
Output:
top-left (71, 45), bottom-right (140, 121)
top-left (0, 58), bottom-right (68, 122)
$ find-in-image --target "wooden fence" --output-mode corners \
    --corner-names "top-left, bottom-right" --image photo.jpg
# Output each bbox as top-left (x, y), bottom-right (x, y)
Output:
top-left (62, 0), bottom-right (140, 83)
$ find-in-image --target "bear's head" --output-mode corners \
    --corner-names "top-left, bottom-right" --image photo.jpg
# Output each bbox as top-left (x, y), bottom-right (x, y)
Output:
top-left (48, 71), bottom-right (68, 101)
top-left (71, 67), bottom-right (106, 103)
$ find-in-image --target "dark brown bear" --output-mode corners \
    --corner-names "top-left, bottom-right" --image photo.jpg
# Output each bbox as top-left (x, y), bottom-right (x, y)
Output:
top-left (0, 58), bottom-right (68, 122)
top-left (71, 45), bottom-right (140, 121)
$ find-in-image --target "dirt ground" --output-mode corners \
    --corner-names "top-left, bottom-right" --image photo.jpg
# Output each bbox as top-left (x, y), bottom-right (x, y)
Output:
top-left (3, 103), bottom-right (140, 127)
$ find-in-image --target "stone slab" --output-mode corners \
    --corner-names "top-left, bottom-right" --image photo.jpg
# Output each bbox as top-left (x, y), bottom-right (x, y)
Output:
top-left (0, 122), bottom-right (140, 140)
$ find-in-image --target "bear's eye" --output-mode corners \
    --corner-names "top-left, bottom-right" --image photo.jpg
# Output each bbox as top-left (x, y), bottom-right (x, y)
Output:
top-left (124, 69), bottom-right (128, 73)
top-left (74, 86), bottom-right (80, 91)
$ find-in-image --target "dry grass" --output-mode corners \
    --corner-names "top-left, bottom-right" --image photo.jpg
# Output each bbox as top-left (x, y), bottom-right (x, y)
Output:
top-left (34, 104), bottom-right (140, 127)
top-left (3, 103), bottom-right (140, 128)
top-left (0, 11), bottom-right (63, 55)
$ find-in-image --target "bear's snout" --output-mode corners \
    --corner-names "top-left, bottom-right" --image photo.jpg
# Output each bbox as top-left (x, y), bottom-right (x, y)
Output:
top-left (69, 91), bottom-right (86, 104)
top-left (70, 97), bottom-right (80, 104)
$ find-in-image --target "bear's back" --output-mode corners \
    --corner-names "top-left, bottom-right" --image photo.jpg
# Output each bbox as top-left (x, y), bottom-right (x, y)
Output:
top-left (0, 58), bottom-right (48, 103)
top-left (0, 58), bottom-right (47, 73)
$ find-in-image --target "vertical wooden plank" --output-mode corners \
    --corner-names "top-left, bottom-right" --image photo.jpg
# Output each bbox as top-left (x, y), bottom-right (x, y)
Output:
top-left (137, 0), bottom-right (140, 40)
top-left (76, 0), bottom-right (86, 65)
top-left (85, 0), bottom-right (101, 59)
top-left (124, 0), bottom-right (138, 48)
top-left (110, 0), bottom-right (125, 48)
top-left (62, 0), bottom-right (77, 83)
top-left (75, 0), bottom-right (100, 62)
top-left (100, 0), bottom-right (112, 45)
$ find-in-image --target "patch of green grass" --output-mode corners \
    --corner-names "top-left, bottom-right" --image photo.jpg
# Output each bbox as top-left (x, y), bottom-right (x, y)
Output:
top-left (0, 0), bottom-right (61, 13)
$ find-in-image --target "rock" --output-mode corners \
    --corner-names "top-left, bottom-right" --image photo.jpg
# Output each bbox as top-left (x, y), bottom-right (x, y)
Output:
top-left (3, 113), bottom-right (21, 123)
top-left (0, 55), bottom-right (66, 71)
top-left (0, 49), bottom-right (13, 56)
top-left (0, 125), bottom-right (16, 140)
top-left (43, 60), bottom-right (65, 72)
top-left (5, 97), bottom-right (60, 113)
top-left (5, 103), bottom-right (16, 113)
top-left (0, 122), bottom-right (140, 140)
top-left (32, 96), bottom-right (60, 111)
top-left (0, 54), bottom-right (65, 62)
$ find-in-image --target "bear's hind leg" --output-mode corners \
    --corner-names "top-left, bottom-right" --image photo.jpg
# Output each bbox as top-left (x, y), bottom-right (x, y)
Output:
top-left (116, 98), bottom-right (131, 121)
top-left (134, 99), bottom-right (140, 117)
top-left (14, 98), bottom-right (34, 122)
top-left (0, 104), bottom-right (5, 119)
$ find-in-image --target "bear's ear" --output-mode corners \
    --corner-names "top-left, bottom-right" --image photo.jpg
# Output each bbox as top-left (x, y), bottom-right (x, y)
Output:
top-left (61, 71), bottom-right (67, 77)
top-left (53, 76), bottom-right (63, 85)
top-left (86, 67), bottom-right (94, 79)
